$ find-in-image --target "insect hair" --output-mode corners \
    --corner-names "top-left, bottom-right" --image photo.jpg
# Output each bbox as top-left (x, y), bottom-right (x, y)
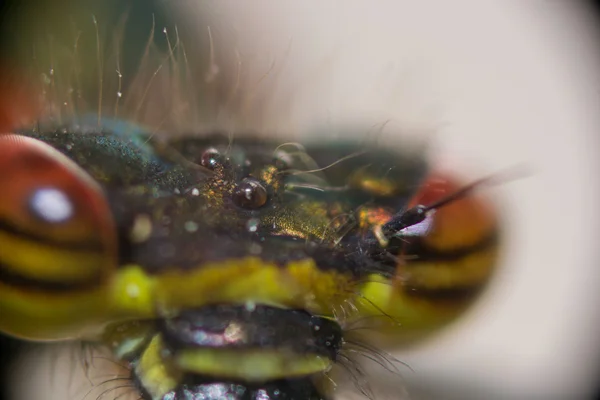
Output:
top-left (23, 8), bottom-right (304, 144)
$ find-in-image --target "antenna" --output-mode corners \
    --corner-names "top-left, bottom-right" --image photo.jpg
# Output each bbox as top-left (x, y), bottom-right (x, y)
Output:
top-left (374, 165), bottom-right (529, 246)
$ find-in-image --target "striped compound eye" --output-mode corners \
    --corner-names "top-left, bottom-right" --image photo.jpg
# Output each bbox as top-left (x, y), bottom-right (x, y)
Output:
top-left (0, 134), bottom-right (117, 340)
top-left (403, 173), bottom-right (498, 251)
top-left (355, 171), bottom-right (502, 344)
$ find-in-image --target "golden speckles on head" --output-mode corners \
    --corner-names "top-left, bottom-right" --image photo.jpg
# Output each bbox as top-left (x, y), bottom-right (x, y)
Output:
top-left (260, 165), bottom-right (279, 187)
top-left (349, 169), bottom-right (401, 197)
top-left (357, 207), bottom-right (393, 230)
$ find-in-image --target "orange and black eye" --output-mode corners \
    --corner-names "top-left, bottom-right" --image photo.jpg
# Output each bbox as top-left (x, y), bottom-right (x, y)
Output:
top-left (387, 173), bottom-right (499, 302)
top-left (356, 172), bottom-right (501, 343)
top-left (0, 134), bottom-right (117, 340)
top-left (403, 173), bottom-right (498, 250)
top-left (401, 175), bottom-right (498, 303)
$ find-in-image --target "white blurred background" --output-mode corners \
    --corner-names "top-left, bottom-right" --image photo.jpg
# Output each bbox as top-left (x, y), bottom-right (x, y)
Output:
top-left (168, 2), bottom-right (600, 398)
top-left (4, 1), bottom-right (600, 399)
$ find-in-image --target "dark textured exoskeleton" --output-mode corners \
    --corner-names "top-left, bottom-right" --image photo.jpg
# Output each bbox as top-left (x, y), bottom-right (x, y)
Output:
top-left (0, 120), bottom-right (499, 399)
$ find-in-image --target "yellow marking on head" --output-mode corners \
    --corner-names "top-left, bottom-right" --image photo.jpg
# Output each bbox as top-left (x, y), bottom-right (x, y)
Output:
top-left (349, 169), bottom-right (401, 197)
top-left (262, 201), bottom-right (335, 240)
top-left (109, 257), bottom-right (358, 319)
top-left (102, 320), bottom-right (155, 359)
top-left (135, 335), bottom-right (182, 399)
top-left (176, 349), bottom-right (332, 381)
top-left (260, 164), bottom-right (280, 189)
top-left (110, 265), bottom-right (156, 319)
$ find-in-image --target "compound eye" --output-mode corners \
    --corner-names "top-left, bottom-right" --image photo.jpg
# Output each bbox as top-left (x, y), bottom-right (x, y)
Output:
top-left (0, 134), bottom-right (114, 253)
top-left (407, 173), bottom-right (497, 250)
top-left (232, 178), bottom-right (268, 209)
top-left (0, 134), bottom-right (117, 339)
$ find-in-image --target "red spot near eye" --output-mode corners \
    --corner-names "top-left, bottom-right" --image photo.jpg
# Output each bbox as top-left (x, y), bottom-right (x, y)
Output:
top-left (408, 173), bottom-right (497, 250)
top-left (0, 69), bottom-right (42, 133)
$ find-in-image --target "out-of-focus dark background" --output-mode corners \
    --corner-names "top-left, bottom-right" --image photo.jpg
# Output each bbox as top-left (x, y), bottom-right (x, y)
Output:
top-left (0, 1), bottom-right (599, 400)
top-left (0, 0), bottom-right (159, 65)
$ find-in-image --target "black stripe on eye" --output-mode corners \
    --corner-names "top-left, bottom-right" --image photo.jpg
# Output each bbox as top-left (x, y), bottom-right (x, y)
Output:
top-left (0, 261), bottom-right (102, 292)
top-left (400, 230), bottom-right (499, 263)
top-left (0, 217), bottom-right (105, 252)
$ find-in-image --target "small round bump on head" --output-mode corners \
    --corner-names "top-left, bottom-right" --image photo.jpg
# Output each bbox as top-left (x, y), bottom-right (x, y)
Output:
top-left (200, 147), bottom-right (222, 170)
top-left (233, 178), bottom-right (268, 209)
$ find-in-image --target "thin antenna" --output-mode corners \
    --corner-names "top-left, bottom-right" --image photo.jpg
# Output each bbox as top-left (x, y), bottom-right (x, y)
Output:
top-left (423, 166), bottom-right (528, 212)
top-left (377, 165), bottom-right (529, 243)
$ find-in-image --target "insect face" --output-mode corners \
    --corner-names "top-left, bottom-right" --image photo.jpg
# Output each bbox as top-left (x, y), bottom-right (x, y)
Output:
top-left (0, 122), bottom-right (500, 399)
